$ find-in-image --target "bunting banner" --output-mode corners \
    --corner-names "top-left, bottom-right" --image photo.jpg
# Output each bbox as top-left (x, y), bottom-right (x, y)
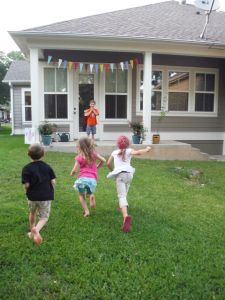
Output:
top-left (47, 56), bottom-right (140, 72)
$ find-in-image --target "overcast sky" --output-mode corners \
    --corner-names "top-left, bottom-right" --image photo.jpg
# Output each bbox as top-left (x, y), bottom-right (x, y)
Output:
top-left (0, 0), bottom-right (224, 53)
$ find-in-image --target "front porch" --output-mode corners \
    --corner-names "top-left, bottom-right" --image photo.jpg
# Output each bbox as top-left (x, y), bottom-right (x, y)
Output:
top-left (45, 140), bottom-right (210, 160)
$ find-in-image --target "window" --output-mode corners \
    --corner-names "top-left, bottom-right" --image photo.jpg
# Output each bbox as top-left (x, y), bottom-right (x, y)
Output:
top-left (22, 89), bottom-right (32, 122)
top-left (137, 66), bottom-right (218, 116)
top-left (105, 69), bottom-right (128, 119)
top-left (195, 73), bottom-right (215, 112)
top-left (168, 71), bottom-right (189, 111)
top-left (44, 68), bottom-right (68, 119)
top-left (139, 70), bottom-right (162, 111)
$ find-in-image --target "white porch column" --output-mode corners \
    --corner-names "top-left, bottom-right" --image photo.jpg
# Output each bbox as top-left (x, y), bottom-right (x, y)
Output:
top-left (30, 48), bottom-right (40, 143)
top-left (143, 51), bottom-right (152, 144)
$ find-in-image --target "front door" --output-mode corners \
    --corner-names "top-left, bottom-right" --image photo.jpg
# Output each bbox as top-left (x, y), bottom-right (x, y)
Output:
top-left (79, 74), bottom-right (94, 132)
top-left (73, 72), bottom-right (99, 140)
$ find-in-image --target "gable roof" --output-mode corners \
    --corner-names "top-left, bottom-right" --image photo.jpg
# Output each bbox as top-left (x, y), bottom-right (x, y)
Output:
top-left (13, 1), bottom-right (225, 45)
top-left (3, 60), bottom-right (30, 83)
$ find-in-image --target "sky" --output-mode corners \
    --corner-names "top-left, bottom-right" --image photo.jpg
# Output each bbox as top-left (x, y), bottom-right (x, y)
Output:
top-left (0, 0), bottom-right (224, 54)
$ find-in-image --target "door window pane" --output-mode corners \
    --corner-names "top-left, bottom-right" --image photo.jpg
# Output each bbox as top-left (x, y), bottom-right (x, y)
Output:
top-left (25, 107), bottom-right (31, 121)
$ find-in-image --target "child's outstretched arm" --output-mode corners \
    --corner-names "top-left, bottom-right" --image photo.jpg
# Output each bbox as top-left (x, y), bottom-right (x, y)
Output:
top-left (96, 154), bottom-right (106, 169)
top-left (106, 155), bottom-right (114, 171)
top-left (131, 146), bottom-right (151, 156)
top-left (70, 161), bottom-right (79, 176)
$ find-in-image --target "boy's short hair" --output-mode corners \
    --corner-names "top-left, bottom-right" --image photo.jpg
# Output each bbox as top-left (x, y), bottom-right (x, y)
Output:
top-left (28, 144), bottom-right (44, 160)
top-left (90, 100), bottom-right (95, 105)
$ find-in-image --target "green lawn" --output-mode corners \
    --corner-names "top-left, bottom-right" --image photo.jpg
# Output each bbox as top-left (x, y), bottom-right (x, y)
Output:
top-left (1, 125), bottom-right (225, 299)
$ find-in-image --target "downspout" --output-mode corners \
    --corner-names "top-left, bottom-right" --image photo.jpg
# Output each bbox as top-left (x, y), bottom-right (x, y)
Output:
top-left (9, 82), bottom-right (14, 135)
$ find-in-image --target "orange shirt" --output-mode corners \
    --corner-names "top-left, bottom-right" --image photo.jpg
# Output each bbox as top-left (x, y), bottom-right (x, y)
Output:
top-left (85, 108), bottom-right (99, 126)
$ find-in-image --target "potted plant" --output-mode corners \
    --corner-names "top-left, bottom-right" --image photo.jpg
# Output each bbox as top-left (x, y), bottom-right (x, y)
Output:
top-left (129, 121), bottom-right (144, 144)
top-left (152, 109), bottom-right (167, 144)
top-left (38, 122), bottom-right (57, 146)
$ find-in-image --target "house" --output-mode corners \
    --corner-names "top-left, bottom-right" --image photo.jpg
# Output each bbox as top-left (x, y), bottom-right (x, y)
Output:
top-left (0, 105), bottom-right (10, 122)
top-left (3, 0), bottom-right (225, 154)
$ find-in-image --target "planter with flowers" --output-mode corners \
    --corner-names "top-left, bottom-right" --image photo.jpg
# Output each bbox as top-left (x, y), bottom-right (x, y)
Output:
top-left (38, 122), bottom-right (57, 146)
top-left (129, 121), bottom-right (145, 144)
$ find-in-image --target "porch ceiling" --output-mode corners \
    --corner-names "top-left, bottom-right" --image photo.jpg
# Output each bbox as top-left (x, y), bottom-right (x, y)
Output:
top-left (43, 49), bottom-right (143, 63)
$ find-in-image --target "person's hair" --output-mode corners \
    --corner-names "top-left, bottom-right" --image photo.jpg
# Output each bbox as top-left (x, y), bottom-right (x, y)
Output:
top-left (117, 136), bottom-right (130, 161)
top-left (28, 144), bottom-right (44, 160)
top-left (77, 137), bottom-right (94, 164)
top-left (90, 100), bottom-right (95, 105)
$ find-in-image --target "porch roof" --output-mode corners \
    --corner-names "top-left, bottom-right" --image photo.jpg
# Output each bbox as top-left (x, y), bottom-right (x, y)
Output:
top-left (9, 1), bottom-right (225, 46)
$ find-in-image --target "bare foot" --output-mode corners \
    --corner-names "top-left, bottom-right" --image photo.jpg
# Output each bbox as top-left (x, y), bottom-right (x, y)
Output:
top-left (90, 195), bottom-right (96, 208)
top-left (83, 211), bottom-right (90, 217)
top-left (31, 227), bottom-right (43, 245)
top-left (27, 232), bottom-right (33, 239)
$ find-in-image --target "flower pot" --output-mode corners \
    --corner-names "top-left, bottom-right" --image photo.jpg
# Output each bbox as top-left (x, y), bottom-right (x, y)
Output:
top-left (152, 134), bottom-right (160, 144)
top-left (41, 135), bottom-right (52, 146)
top-left (132, 134), bottom-right (141, 144)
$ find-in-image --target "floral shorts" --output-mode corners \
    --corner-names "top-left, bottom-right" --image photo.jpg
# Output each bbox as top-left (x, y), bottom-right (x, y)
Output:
top-left (28, 200), bottom-right (51, 220)
top-left (74, 177), bottom-right (97, 194)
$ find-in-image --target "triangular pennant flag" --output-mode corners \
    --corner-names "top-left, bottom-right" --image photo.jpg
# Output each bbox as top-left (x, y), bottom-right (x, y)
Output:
top-left (110, 63), bottom-right (114, 72)
top-left (99, 64), bottom-right (104, 73)
top-left (120, 62), bottom-right (124, 71)
top-left (125, 61), bottom-right (129, 69)
top-left (74, 62), bottom-right (79, 71)
top-left (95, 64), bottom-right (99, 73)
top-left (105, 63), bottom-right (109, 74)
top-left (79, 63), bottom-right (83, 72)
top-left (58, 59), bottom-right (62, 68)
top-left (68, 61), bottom-right (73, 70)
top-left (47, 56), bottom-right (52, 64)
top-left (63, 60), bottom-right (68, 69)
top-left (130, 60), bottom-right (134, 69)
top-left (134, 58), bottom-right (139, 65)
top-left (90, 64), bottom-right (94, 73)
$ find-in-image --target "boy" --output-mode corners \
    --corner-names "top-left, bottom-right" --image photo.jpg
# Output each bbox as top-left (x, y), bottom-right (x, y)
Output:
top-left (84, 99), bottom-right (99, 141)
top-left (21, 144), bottom-right (56, 245)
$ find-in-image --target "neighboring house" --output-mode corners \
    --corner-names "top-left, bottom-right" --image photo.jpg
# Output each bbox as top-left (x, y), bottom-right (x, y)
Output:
top-left (3, 0), bottom-right (225, 154)
top-left (0, 105), bottom-right (10, 121)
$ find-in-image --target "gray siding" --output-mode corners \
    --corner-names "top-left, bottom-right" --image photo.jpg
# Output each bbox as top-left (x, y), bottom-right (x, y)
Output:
top-left (13, 85), bottom-right (30, 130)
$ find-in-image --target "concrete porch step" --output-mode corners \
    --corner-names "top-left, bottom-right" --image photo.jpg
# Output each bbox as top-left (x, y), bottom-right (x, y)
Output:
top-left (45, 140), bottom-right (210, 161)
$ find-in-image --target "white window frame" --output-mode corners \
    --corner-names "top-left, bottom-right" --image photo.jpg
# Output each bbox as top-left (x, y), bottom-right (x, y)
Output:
top-left (136, 65), bottom-right (219, 117)
top-left (102, 67), bottom-right (132, 124)
top-left (21, 88), bottom-right (32, 123)
top-left (43, 67), bottom-right (69, 121)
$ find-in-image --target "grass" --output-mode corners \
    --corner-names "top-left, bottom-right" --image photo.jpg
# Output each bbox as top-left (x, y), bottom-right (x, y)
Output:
top-left (1, 124), bottom-right (225, 299)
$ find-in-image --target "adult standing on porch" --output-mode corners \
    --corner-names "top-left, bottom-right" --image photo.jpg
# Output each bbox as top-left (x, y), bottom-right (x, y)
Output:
top-left (84, 99), bottom-right (99, 141)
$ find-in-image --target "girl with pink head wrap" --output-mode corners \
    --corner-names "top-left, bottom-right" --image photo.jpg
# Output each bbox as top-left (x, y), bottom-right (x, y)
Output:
top-left (107, 135), bottom-right (151, 232)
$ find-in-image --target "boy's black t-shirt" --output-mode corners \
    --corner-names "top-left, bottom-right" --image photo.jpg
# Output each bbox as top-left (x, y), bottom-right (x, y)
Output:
top-left (21, 160), bottom-right (56, 201)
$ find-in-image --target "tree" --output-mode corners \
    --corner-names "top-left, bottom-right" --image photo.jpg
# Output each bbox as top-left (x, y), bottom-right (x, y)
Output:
top-left (0, 51), bottom-right (24, 105)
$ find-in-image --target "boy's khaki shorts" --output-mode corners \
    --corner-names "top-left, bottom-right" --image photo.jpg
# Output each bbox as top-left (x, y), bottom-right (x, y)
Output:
top-left (28, 200), bottom-right (51, 220)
